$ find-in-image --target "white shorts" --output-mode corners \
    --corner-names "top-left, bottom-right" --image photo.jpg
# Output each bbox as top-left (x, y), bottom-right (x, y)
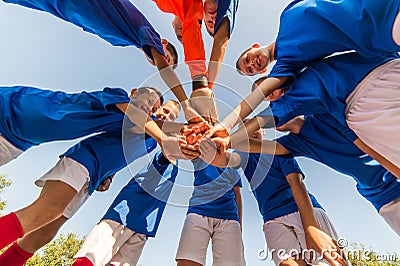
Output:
top-left (0, 134), bottom-right (23, 167)
top-left (346, 58), bottom-right (400, 168)
top-left (63, 181), bottom-right (90, 218)
top-left (379, 198), bottom-right (400, 236)
top-left (35, 156), bottom-right (89, 192)
top-left (74, 219), bottom-right (146, 266)
top-left (263, 208), bottom-right (340, 266)
top-left (176, 213), bottom-right (245, 266)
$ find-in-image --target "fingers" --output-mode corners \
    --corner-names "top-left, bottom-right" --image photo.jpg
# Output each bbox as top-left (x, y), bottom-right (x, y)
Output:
top-left (180, 147), bottom-right (201, 160)
top-left (323, 250), bottom-right (347, 266)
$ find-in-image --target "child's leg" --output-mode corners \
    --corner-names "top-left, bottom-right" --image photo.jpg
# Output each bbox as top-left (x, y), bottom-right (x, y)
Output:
top-left (14, 180), bottom-right (77, 237)
top-left (211, 218), bottom-right (245, 266)
top-left (0, 134), bottom-right (23, 166)
top-left (176, 213), bottom-right (212, 266)
top-left (74, 219), bottom-right (135, 266)
top-left (392, 9), bottom-right (400, 45)
top-left (18, 215), bottom-right (68, 253)
top-left (0, 215), bottom-right (68, 266)
top-left (109, 232), bottom-right (147, 265)
top-left (0, 156), bottom-right (88, 250)
top-left (379, 198), bottom-right (400, 236)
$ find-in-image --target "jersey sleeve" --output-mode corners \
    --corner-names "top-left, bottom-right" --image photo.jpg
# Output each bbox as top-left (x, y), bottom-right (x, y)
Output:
top-left (215, 0), bottom-right (238, 36)
top-left (275, 134), bottom-right (306, 158)
top-left (276, 156), bottom-right (304, 179)
top-left (100, 87), bottom-right (130, 110)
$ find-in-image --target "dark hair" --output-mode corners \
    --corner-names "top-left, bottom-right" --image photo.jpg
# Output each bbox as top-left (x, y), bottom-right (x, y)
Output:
top-left (136, 86), bottom-right (164, 105)
top-left (165, 42), bottom-right (178, 69)
top-left (236, 47), bottom-right (253, 75)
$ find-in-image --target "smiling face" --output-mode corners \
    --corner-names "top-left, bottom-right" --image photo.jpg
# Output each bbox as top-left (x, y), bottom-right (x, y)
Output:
top-left (130, 88), bottom-right (162, 117)
top-left (156, 100), bottom-right (180, 122)
top-left (237, 44), bottom-right (269, 76)
top-left (204, 0), bottom-right (217, 36)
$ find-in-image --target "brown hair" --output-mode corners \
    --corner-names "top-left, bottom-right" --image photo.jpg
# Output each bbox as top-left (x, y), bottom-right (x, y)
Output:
top-left (136, 87), bottom-right (164, 105)
top-left (165, 42), bottom-right (178, 69)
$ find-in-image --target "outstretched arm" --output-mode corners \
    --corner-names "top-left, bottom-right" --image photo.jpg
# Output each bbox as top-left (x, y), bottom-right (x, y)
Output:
top-left (354, 138), bottom-right (400, 178)
top-left (207, 76), bottom-right (288, 137)
top-left (208, 18), bottom-right (230, 89)
top-left (233, 186), bottom-right (243, 230)
top-left (151, 47), bottom-right (205, 123)
top-left (287, 173), bottom-right (347, 266)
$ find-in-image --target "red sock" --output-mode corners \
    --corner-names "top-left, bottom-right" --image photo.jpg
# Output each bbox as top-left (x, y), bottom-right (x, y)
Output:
top-left (0, 241), bottom-right (33, 266)
top-left (72, 257), bottom-right (94, 266)
top-left (0, 212), bottom-right (24, 250)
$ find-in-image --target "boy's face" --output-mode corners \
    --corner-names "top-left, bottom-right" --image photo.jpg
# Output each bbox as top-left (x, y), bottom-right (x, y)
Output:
top-left (156, 101), bottom-right (180, 121)
top-left (130, 89), bottom-right (161, 117)
top-left (172, 16), bottom-right (183, 43)
top-left (204, 0), bottom-right (217, 35)
top-left (238, 45), bottom-right (269, 76)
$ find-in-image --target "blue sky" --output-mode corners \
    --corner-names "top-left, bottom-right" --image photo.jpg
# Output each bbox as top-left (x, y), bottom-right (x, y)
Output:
top-left (0, 0), bottom-right (399, 265)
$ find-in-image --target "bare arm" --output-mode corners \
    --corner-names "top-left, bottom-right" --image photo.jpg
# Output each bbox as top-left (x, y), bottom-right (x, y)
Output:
top-left (154, 120), bottom-right (185, 135)
top-left (115, 102), bottom-right (149, 133)
top-left (208, 18), bottom-right (230, 89)
top-left (151, 47), bottom-right (205, 123)
top-left (354, 138), bottom-right (400, 178)
top-left (207, 76), bottom-right (288, 137)
top-left (233, 185), bottom-right (243, 230)
top-left (287, 173), bottom-right (347, 265)
top-left (151, 47), bottom-right (188, 103)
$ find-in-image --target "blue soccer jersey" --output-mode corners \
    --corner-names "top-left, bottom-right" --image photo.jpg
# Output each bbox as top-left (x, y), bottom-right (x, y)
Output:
top-left (187, 159), bottom-right (242, 222)
top-left (5, 0), bottom-right (165, 60)
top-left (237, 152), bottom-right (322, 222)
top-left (63, 124), bottom-right (157, 195)
top-left (258, 52), bottom-right (398, 138)
top-left (276, 114), bottom-right (400, 211)
top-left (215, 0), bottom-right (239, 36)
top-left (0, 86), bottom-right (128, 151)
top-left (270, 0), bottom-right (400, 79)
top-left (103, 151), bottom-right (178, 237)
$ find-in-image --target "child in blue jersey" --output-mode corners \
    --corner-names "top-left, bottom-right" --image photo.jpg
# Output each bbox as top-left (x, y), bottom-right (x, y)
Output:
top-left (209, 0), bottom-right (400, 144)
top-left (201, 124), bottom-right (347, 265)
top-left (72, 150), bottom-right (182, 266)
top-left (0, 85), bottom-right (162, 167)
top-left (4, 0), bottom-right (204, 123)
top-left (239, 154), bottom-right (344, 266)
top-left (208, 52), bottom-right (400, 178)
top-left (275, 114), bottom-right (400, 236)
top-left (204, 114), bottom-right (400, 258)
top-left (0, 99), bottom-right (181, 265)
top-left (175, 159), bottom-right (245, 266)
top-left (237, 0), bottom-right (400, 77)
